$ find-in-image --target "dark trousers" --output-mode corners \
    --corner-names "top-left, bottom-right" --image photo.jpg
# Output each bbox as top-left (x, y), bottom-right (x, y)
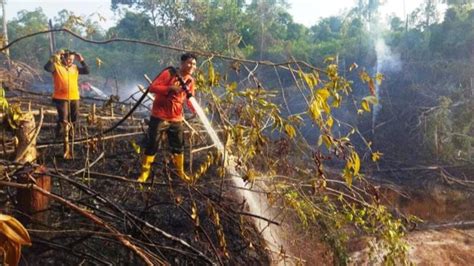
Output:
top-left (145, 116), bottom-right (184, 155)
top-left (53, 99), bottom-right (79, 123)
top-left (53, 99), bottom-right (79, 136)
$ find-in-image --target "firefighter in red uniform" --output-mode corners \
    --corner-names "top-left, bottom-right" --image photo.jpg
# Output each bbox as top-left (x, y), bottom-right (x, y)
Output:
top-left (137, 53), bottom-right (197, 183)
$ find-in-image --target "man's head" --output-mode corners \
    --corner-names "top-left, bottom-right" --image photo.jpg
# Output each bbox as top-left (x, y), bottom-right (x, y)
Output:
top-left (61, 50), bottom-right (76, 67)
top-left (180, 53), bottom-right (197, 76)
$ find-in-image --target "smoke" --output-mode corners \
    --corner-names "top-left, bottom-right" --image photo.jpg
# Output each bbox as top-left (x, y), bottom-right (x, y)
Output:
top-left (372, 37), bottom-right (401, 130)
top-left (375, 38), bottom-right (401, 73)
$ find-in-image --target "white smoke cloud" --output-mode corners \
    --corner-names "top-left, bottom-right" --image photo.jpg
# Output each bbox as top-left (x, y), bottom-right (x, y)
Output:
top-left (375, 38), bottom-right (402, 73)
top-left (372, 38), bottom-right (401, 130)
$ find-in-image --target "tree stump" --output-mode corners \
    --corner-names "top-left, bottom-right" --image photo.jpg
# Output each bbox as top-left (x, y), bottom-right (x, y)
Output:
top-left (16, 165), bottom-right (51, 224)
top-left (14, 112), bottom-right (51, 224)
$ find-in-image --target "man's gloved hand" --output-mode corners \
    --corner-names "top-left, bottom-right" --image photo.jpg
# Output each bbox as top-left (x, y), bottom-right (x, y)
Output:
top-left (170, 77), bottom-right (192, 98)
top-left (51, 50), bottom-right (64, 63)
top-left (75, 52), bottom-right (84, 62)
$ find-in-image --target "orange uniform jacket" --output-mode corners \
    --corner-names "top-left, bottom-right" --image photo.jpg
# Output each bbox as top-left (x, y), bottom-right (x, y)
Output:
top-left (44, 60), bottom-right (89, 100)
top-left (149, 69), bottom-right (195, 122)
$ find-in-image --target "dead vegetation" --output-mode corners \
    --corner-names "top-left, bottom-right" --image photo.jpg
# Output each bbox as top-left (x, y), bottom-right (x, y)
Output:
top-left (0, 84), bottom-right (276, 265)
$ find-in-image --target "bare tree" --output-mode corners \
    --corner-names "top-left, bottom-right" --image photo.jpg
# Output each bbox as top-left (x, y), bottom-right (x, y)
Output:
top-left (1, 0), bottom-right (11, 68)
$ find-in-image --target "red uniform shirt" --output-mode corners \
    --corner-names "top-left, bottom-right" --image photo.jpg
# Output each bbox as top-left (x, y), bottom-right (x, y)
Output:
top-left (149, 69), bottom-right (195, 122)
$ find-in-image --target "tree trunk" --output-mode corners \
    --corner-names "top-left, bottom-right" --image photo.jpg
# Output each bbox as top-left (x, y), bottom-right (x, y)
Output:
top-left (48, 19), bottom-right (56, 55)
top-left (470, 78), bottom-right (473, 161)
top-left (14, 112), bottom-right (51, 225)
top-left (16, 166), bottom-right (51, 225)
top-left (1, 0), bottom-right (11, 69)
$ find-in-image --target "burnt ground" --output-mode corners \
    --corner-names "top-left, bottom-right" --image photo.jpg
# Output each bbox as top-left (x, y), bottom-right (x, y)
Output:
top-left (1, 90), bottom-right (275, 265)
top-left (4, 87), bottom-right (472, 265)
top-left (14, 135), bottom-right (272, 265)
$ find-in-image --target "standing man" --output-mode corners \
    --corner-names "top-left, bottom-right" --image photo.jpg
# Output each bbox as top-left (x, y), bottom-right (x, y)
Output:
top-left (44, 49), bottom-right (89, 159)
top-left (137, 53), bottom-right (197, 184)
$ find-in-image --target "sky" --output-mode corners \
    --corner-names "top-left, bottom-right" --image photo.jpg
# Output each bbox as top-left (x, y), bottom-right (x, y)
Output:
top-left (5, 0), bottom-right (118, 28)
top-left (290, 0), bottom-right (427, 26)
top-left (5, 0), bottom-right (435, 29)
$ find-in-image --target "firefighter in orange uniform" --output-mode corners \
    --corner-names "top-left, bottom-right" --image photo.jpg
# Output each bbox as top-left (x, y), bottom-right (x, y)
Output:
top-left (44, 50), bottom-right (89, 158)
top-left (137, 53), bottom-right (197, 184)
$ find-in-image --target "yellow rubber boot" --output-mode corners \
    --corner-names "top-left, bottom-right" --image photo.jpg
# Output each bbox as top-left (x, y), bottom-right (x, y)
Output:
top-left (62, 122), bottom-right (73, 160)
top-left (137, 155), bottom-right (155, 183)
top-left (172, 153), bottom-right (192, 184)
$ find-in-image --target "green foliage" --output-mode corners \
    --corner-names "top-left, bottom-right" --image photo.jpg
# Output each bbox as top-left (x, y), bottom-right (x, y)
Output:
top-left (110, 11), bottom-right (155, 40)
top-left (429, 6), bottom-right (474, 59)
top-left (376, 2), bottom-right (474, 163)
top-left (423, 95), bottom-right (473, 162)
top-left (8, 8), bottom-right (49, 67)
top-left (193, 58), bottom-right (409, 264)
top-left (184, 0), bottom-right (251, 54)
